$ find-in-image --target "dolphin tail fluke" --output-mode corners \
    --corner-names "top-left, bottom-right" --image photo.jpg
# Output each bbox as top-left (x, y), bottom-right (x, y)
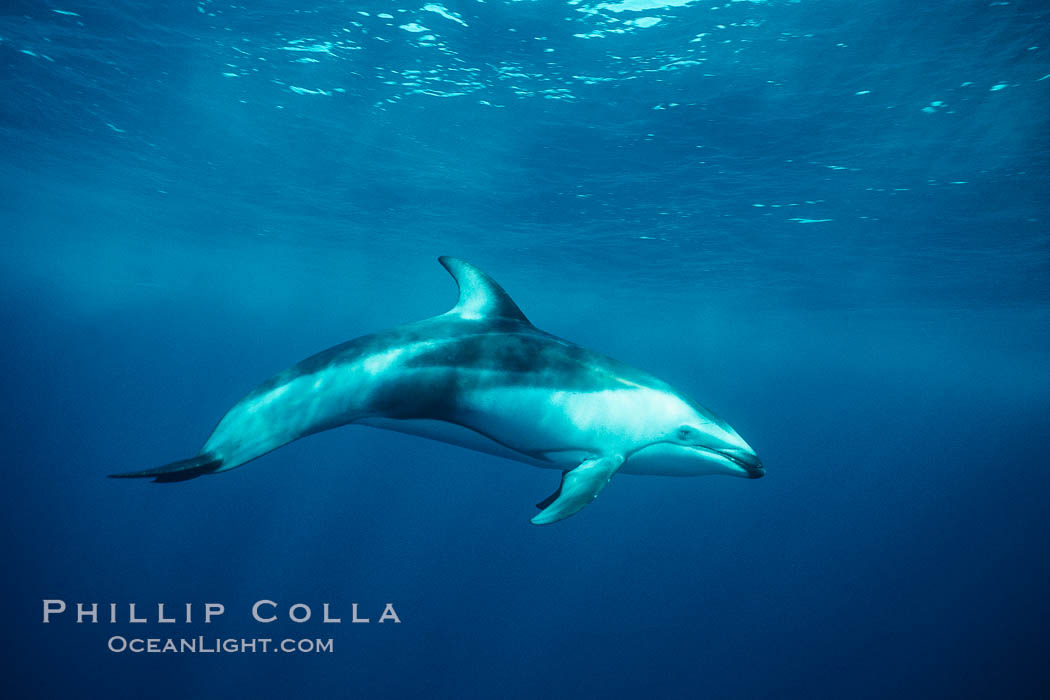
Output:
top-left (108, 454), bottom-right (222, 483)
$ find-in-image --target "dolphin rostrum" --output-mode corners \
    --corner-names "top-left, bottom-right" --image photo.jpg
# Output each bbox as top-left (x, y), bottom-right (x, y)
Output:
top-left (111, 257), bottom-right (764, 524)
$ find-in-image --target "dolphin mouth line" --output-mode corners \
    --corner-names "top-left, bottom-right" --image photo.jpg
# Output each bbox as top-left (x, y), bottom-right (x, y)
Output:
top-left (692, 446), bottom-right (765, 478)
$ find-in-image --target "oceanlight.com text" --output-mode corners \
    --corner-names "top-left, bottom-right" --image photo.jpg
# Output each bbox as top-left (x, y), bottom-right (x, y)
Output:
top-left (107, 636), bottom-right (334, 654)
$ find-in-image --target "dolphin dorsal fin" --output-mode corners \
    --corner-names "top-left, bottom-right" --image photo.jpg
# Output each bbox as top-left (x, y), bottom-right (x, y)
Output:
top-left (438, 256), bottom-right (531, 324)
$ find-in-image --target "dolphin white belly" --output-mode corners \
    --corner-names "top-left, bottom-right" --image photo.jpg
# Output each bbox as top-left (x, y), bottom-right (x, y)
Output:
top-left (356, 417), bottom-right (562, 468)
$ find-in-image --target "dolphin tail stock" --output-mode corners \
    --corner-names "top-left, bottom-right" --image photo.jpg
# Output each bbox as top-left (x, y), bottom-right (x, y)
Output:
top-left (108, 454), bottom-right (223, 483)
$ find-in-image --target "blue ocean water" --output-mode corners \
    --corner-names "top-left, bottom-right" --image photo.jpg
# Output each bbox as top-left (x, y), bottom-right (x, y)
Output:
top-left (3, 0), bottom-right (1049, 697)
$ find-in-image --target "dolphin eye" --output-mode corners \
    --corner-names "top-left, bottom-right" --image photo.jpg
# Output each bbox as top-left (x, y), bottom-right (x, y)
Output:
top-left (676, 425), bottom-right (697, 442)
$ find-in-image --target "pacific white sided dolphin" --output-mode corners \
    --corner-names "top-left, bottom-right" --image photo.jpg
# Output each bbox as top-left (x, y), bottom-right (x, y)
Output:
top-left (111, 257), bottom-right (763, 524)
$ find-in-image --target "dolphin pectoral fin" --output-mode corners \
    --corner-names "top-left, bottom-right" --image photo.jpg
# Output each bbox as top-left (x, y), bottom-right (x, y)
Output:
top-left (535, 472), bottom-right (567, 510)
top-left (530, 455), bottom-right (624, 526)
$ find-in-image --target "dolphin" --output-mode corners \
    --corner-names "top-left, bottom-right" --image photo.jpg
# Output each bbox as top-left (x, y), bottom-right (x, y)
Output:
top-left (111, 257), bottom-right (763, 524)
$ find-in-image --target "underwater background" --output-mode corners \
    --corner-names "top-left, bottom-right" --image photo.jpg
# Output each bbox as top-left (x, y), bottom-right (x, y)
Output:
top-left (2, 0), bottom-right (1049, 697)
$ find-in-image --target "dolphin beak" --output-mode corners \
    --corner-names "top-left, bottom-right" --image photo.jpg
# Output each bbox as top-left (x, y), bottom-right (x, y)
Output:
top-left (721, 447), bottom-right (765, 479)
